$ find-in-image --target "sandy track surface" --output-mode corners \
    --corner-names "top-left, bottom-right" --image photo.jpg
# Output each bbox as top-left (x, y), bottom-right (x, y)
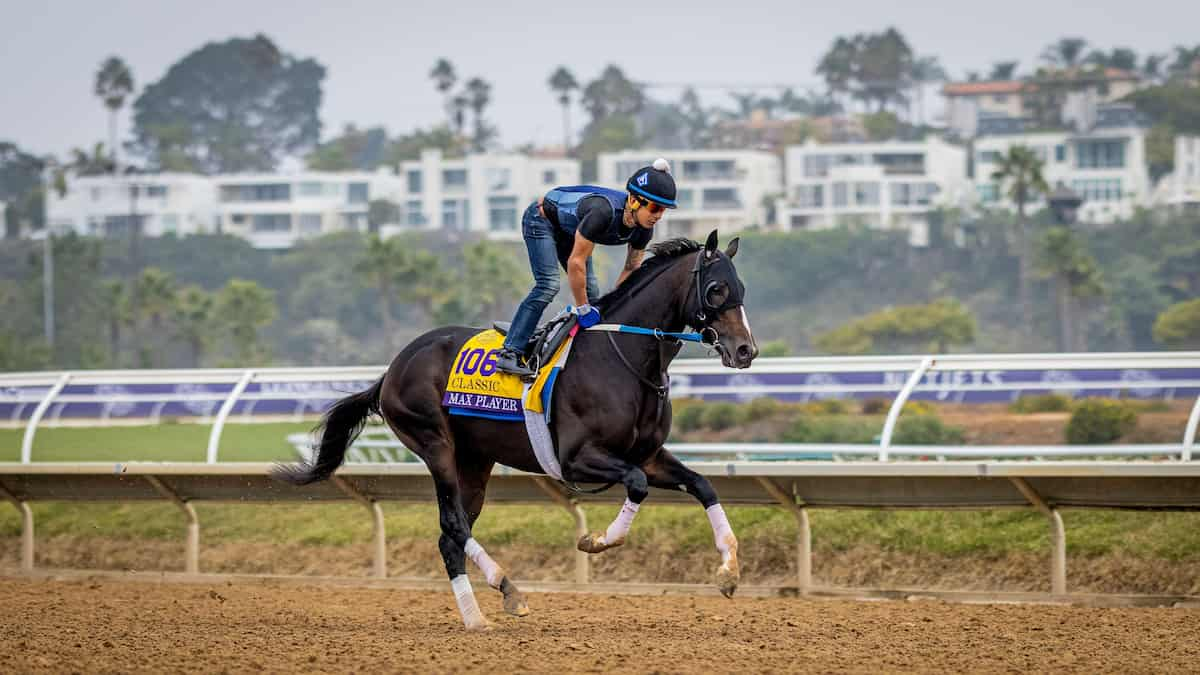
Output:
top-left (3, 576), bottom-right (1198, 674)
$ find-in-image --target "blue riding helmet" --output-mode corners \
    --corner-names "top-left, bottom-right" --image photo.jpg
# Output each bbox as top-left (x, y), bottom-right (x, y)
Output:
top-left (625, 158), bottom-right (678, 208)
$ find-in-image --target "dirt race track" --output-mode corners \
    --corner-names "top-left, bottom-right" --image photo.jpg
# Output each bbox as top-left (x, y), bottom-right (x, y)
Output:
top-left (3, 576), bottom-right (1199, 674)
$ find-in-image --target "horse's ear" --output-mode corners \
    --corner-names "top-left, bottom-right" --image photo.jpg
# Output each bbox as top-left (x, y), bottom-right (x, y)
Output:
top-left (725, 237), bottom-right (740, 258)
top-left (704, 230), bottom-right (719, 258)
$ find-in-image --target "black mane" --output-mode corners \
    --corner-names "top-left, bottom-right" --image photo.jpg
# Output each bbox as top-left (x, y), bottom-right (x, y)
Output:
top-left (594, 237), bottom-right (700, 312)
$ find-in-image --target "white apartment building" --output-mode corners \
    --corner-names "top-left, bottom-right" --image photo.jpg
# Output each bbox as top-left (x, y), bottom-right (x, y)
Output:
top-left (596, 149), bottom-right (783, 239)
top-left (214, 170), bottom-right (403, 249)
top-left (779, 138), bottom-right (970, 246)
top-left (393, 149), bottom-right (579, 241)
top-left (973, 123), bottom-right (1150, 224)
top-left (46, 173), bottom-right (217, 239)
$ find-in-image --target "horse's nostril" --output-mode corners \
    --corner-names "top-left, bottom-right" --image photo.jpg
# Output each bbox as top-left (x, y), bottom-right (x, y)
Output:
top-left (736, 345), bottom-right (751, 360)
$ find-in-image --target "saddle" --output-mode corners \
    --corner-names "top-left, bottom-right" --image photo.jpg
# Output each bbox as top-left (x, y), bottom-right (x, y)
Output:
top-left (493, 312), bottom-right (578, 375)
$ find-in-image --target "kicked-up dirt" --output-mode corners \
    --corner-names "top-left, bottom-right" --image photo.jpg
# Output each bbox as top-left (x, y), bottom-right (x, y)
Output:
top-left (2, 575), bottom-right (1198, 673)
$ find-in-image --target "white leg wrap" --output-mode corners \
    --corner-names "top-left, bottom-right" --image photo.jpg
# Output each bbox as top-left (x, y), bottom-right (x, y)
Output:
top-left (706, 504), bottom-right (736, 563)
top-left (602, 498), bottom-right (641, 547)
top-left (450, 574), bottom-right (486, 628)
top-left (464, 538), bottom-right (504, 588)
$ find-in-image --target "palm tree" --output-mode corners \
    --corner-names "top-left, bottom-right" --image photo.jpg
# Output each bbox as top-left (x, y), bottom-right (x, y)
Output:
top-left (909, 55), bottom-right (947, 126)
top-left (989, 61), bottom-right (1019, 81)
top-left (1041, 37), bottom-right (1089, 68)
top-left (357, 235), bottom-right (402, 339)
top-left (465, 77), bottom-right (492, 151)
top-left (450, 93), bottom-right (469, 135)
top-left (129, 267), bottom-right (177, 367)
top-left (548, 66), bottom-right (579, 154)
top-left (1036, 227), bottom-right (1104, 351)
top-left (94, 56), bottom-right (134, 173)
top-left (429, 59), bottom-right (457, 127)
top-left (1142, 53), bottom-right (1166, 83)
top-left (215, 279), bottom-right (278, 365)
top-left (173, 285), bottom-right (215, 367)
top-left (816, 36), bottom-right (857, 112)
top-left (101, 280), bottom-right (129, 366)
top-left (991, 146), bottom-right (1050, 338)
top-left (1169, 46), bottom-right (1200, 80)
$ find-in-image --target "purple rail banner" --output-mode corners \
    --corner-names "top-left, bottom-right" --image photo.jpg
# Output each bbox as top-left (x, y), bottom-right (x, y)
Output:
top-left (2, 368), bottom-right (1198, 422)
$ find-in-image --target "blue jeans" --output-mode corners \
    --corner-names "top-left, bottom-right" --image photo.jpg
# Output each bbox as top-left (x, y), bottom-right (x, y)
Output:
top-left (503, 202), bottom-right (600, 352)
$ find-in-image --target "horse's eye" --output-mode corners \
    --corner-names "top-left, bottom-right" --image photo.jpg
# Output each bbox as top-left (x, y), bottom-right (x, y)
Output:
top-left (705, 283), bottom-right (729, 308)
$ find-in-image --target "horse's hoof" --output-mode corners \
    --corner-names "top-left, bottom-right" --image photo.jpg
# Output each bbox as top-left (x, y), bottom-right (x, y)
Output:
top-left (716, 565), bottom-right (739, 599)
top-left (577, 533), bottom-right (611, 554)
top-left (503, 591), bottom-right (531, 617)
top-left (464, 618), bottom-right (496, 632)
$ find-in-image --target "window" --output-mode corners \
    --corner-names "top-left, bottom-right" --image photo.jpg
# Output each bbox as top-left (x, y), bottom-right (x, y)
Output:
top-left (615, 161), bottom-right (644, 182)
top-left (407, 170), bottom-right (423, 193)
top-left (542, 170), bottom-right (557, 184)
top-left (993, 94), bottom-right (1009, 104)
top-left (298, 213), bottom-right (323, 233)
top-left (676, 189), bottom-right (696, 210)
top-left (1055, 144), bottom-right (1067, 163)
top-left (231, 214), bottom-right (246, 225)
top-left (251, 214), bottom-right (291, 232)
top-left (682, 160), bottom-right (735, 181)
top-left (442, 169), bottom-right (468, 188)
top-left (873, 153), bottom-right (925, 175)
top-left (977, 150), bottom-right (1002, 164)
top-left (219, 184), bottom-right (290, 202)
top-left (146, 185), bottom-right (167, 198)
top-left (347, 182), bottom-right (369, 204)
top-left (701, 188), bottom-right (741, 210)
top-left (854, 182), bottom-right (880, 206)
top-left (486, 168), bottom-right (511, 191)
top-left (795, 185), bottom-right (823, 208)
top-left (405, 200), bottom-right (425, 226)
top-left (833, 182), bottom-right (849, 207)
top-left (298, 181), bottom-right (325, 197)
top-left (1076, 140), bottom-right (1126, 169)
top-left (488, 196), bottom-right (518, 231)
top-left (803, 155), bottom-right (830, 178)
top-left (1071, 179), bottom-right (1123, 202)
top-left (442, 199), bottom-right (469, 230)
top-left (977, 184), bottom-right (999, 204)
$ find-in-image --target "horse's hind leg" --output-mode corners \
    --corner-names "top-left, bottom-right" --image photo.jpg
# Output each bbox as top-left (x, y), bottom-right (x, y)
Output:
top-left (642, 448), bottom-right (740, 598)
top-left (458, 453), bottom-right (530, 618)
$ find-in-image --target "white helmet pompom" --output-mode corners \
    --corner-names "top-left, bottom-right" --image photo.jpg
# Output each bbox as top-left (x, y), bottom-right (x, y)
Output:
top-left (652, 157), bottom-right (670, 173)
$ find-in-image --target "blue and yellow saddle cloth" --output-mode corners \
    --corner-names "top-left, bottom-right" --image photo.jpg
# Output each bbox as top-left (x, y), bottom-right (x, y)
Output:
top-left (442, 328), bottom-right (577, 422)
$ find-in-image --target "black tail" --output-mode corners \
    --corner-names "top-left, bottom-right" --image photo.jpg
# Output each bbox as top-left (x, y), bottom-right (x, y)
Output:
top-left (271, 378), bottom-right (384, 485)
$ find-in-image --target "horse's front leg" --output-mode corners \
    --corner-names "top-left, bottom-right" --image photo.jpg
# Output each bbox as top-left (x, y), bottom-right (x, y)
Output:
top-left (643, 448), bottom-right (739, 598)
top-left (562, 444), bottom-right (646, 554)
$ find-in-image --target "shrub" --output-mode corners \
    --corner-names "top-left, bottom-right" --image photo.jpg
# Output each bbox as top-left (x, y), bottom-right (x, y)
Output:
top-left (672, 400), bottom-right (706, 432)
top-left (744, 396), bottom-right (781, 422)
top-left (1066, 399), bottom-right (1138, 444)
top-left (757, 340), bottom-right (791, 357)
top-left (702, 402), bottom-right (743, 431)
top-left (902, 400), bottom-right (935, 416)
top-left (1009, 393), bottom-right (1072, 414)
top-left (1122, 399), bottom-right (1170, 413)
top-left (892, 415), bottom-right (966, 445)
top-left (803, 398), bottom-right (850, 415)
top-left (860, 398), bottom-right (888, 415)
top-left (783, 416), bottom-right (878, 443)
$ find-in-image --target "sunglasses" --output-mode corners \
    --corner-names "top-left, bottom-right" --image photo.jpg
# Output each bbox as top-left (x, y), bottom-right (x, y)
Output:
top-left (637, 197), bottom-right (666, 215)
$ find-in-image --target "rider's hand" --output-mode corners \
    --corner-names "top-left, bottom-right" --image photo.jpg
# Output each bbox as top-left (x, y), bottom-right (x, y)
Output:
top-left (574, 304), bottom-right (601, 328)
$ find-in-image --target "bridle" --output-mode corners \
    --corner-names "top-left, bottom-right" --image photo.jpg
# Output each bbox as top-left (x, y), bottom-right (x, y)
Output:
top-left (690, 250), bottom-right (744, 349)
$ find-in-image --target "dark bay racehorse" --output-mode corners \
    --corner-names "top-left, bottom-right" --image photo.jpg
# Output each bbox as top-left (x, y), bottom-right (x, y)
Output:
top-left (274, 231), bottom-right (758, 630)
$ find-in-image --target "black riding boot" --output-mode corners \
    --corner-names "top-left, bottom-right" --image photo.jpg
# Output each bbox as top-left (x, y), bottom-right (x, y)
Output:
top-left (495, 347), bottom-right (534, 378)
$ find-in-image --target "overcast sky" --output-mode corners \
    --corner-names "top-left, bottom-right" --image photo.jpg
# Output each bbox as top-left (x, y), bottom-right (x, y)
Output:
top-left (3, 0), bottom-right (1197, 159)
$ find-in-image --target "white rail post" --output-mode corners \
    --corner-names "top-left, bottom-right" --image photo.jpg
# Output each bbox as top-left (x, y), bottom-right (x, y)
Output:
top-left (1182, 393), bottom-right (1200, 462)
top-left (206, 370), bottom-right (255, 464)
top-left (879, 357), bottom-right (934, 461)
top-left (532, 477), bottom-right (590, 584)
top-left (756, 477), bottom-right (811, 594)
top-left (333, 476), bottom-right (388, 578)
top-left (0, 483), bottom-right (34, 571)
top-left (1010, 477), bottom-right (1067, 595)
top-left (145, 476), bottom-right (200, 574)
top-left (20, 373), bottom-right (72, 464)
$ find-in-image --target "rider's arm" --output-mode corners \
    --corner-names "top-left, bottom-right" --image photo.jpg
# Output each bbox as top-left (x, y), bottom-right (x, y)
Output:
top-left (567, 230), bottom-right (595, 307)
top-left (615, 245), bottom-right (644, 287)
